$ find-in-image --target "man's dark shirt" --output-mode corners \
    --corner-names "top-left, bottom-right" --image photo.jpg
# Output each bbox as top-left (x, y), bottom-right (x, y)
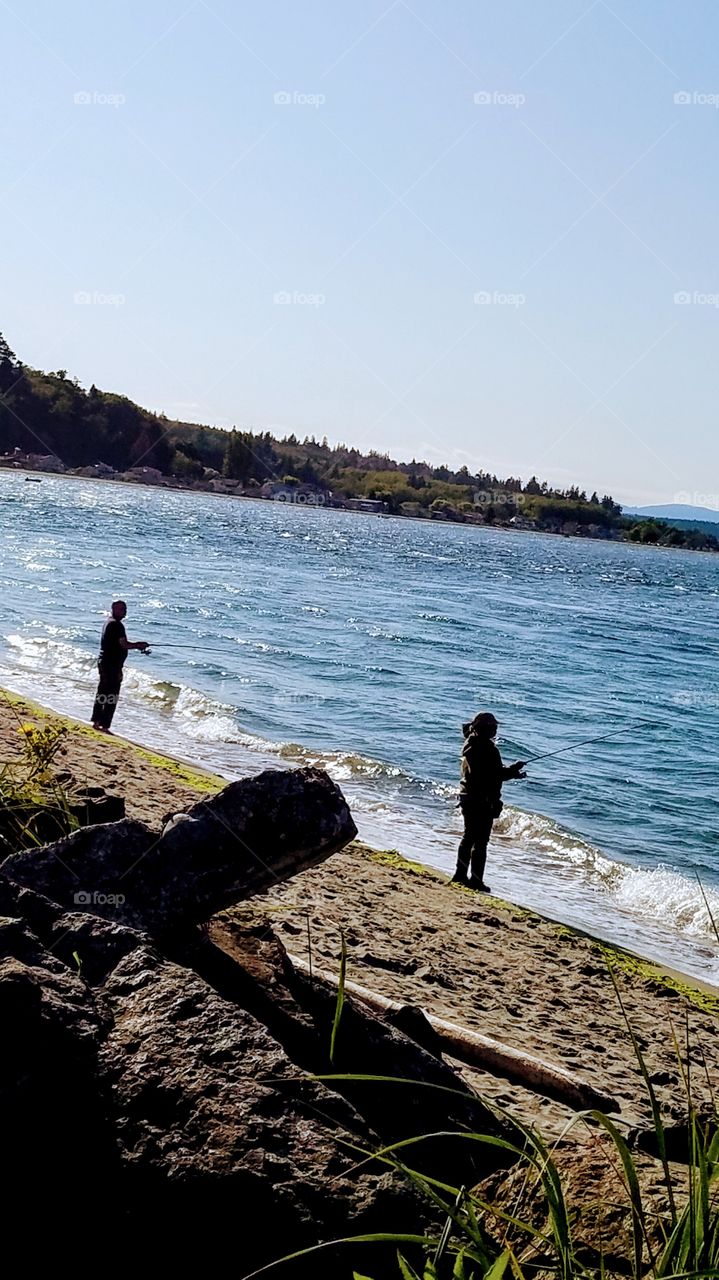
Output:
top-left (460, 734), bottom-right (513, 809)
top-left (99, 618), bottom-right (127, 668)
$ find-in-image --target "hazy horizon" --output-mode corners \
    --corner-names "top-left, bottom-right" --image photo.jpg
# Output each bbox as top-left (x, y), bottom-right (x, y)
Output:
top-left (3, 1), bottom-right (719, 507)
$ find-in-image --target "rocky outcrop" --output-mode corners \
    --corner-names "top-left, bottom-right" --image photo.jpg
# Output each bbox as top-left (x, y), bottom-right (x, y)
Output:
top-left (2, 766), bottom-right (357, 932)
top-left (0, 767), bottom-right (515, 1274)
top-left (98, 943), bottom-right (431, 1271)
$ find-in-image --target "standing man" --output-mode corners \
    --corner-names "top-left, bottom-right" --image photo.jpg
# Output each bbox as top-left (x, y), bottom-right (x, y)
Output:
top-left (452, 712), bottom-right (526, 892)
top-left (91, 601), bottom-right (149, 733)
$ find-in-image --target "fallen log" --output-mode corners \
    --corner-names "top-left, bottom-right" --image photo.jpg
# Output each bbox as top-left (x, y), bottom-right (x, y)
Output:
top-left (289, 957), bottom-right (619, 1114)
top-left (1, 767), bottom-right (357, 934)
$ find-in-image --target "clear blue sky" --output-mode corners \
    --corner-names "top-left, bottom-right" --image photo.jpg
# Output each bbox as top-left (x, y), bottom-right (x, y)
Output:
top-left (2, 1), bottom-right (718, 505)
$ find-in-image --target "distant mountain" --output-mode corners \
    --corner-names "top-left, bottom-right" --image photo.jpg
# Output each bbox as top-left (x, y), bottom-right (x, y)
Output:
top-left (626, 503), bottom-right (719, 524)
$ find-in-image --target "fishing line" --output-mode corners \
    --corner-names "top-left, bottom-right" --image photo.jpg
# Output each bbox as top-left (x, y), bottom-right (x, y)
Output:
top-left (523, 721), bottom-right (658, 764)
top-left (7, 634), bottom-right (241, 662)
top-left (144, 643), bottom-right (242, 657)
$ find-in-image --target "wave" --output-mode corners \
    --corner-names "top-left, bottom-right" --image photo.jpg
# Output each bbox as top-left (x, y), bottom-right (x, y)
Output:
top-left (498, 805), bottom-right (719, 944)
top-left (276, 740), bottom-right (407, 781)
top-left (2, 634), bottom-right (256, 748)
top-left (418, 612), bottom-right (469, 628)
top-left (3, 629), bottom-right (719, 955)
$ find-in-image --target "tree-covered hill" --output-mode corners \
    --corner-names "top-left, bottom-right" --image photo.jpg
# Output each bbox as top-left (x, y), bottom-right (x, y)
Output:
top-left (0, 334), bottom-right (172, 472)
top-left (1, 332), bottom-right (716, 552)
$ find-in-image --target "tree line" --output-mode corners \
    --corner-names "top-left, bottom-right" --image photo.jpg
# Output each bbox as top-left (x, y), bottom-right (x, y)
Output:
top-left (0, 333), bottom-right (715, 551)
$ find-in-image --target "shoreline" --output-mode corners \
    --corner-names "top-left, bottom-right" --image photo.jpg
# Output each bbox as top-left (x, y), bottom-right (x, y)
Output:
top-left (2, 686), bottom-right (717, 1009)
top-left (3, 464), bottom-right (716, 557)
top-left (2, 687), bottom-right (717, 1142)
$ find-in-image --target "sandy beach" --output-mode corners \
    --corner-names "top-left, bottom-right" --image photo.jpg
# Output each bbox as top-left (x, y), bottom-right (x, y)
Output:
top-left (2, 686), bottom-right (716, 1141)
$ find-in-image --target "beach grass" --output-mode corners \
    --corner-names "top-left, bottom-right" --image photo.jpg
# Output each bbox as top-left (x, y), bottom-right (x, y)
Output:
top-left (246, 1094), bottom-right (719, 1279)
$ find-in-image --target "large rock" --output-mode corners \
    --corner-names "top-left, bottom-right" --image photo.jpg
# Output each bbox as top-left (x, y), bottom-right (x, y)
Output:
top-left (99, 946), bottom-right (429, 1270)
top-left (0, 914), bottom-right (122, 1236)
top-left (0, 901), bottom-right (433, 1272)
top-left (1, 767), bottom-right (357, 934)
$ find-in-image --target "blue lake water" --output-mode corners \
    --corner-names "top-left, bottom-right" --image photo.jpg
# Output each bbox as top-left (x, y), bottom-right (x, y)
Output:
top-left (1, 471), bottom-right (718, 981)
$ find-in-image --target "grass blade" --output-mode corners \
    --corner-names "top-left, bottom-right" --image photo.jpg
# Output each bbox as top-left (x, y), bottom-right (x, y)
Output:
top-left (329, 929), bottom-right (347, 1067)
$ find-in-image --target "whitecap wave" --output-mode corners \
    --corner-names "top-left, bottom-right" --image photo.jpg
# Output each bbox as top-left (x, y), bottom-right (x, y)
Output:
top-left (498, 804), bottom-right (719, 944)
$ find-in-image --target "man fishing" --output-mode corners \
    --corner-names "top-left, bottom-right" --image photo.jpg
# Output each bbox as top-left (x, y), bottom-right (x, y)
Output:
top-left (91, 600), bottom-right (149, 733)
top-left (453, 712), bottom-right (526, 892)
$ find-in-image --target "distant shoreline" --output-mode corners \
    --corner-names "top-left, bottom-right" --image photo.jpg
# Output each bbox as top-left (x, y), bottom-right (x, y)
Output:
top-left (4, 463), bottom-right (717, 555)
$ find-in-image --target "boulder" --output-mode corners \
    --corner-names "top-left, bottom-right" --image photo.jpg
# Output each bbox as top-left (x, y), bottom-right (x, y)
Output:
top-left (2, 766), bottom-right (357, 934)
top-left (0, 915), bottom-right (121, 1235)
top-left (99, 945), bottom-right (429, 1270)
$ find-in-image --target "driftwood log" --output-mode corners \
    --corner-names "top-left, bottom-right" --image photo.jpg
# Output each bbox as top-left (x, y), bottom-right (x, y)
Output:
top-left (290, 958), bottom-right (619, 1114)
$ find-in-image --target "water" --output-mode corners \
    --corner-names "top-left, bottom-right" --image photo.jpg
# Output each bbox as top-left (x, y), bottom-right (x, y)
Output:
top-left (1, 470), bottom-right (718, 982)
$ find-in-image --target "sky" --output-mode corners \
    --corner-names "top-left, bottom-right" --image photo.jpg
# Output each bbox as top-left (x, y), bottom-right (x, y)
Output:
top-left (1, 1), bottom-right (718, 506)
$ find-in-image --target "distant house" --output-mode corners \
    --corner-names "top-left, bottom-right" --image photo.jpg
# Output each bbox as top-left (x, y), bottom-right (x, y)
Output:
top-left (345, 497), bottom-right (386, 513)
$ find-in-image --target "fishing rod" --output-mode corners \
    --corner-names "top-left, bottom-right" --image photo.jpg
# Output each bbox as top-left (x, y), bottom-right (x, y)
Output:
top-left (522, 721), bottom-right (658, 765)
top-left (142, 642), bottom-right (242, 657)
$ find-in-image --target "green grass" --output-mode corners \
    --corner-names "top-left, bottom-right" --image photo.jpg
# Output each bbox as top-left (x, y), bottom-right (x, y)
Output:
top-left (0, 716), bottom-right (77, 849)
top-left (249, 1072), bottom-right (719, 1280)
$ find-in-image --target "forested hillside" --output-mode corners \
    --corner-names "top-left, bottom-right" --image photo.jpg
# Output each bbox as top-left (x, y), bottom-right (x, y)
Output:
top-left (1, 333), bottom-right (716, 551)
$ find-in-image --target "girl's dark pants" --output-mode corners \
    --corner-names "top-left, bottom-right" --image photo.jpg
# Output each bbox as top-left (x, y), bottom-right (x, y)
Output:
top-left (456, 797), bottom-right (494, 882)
top-left (92, 662), bottom-right (123, 729)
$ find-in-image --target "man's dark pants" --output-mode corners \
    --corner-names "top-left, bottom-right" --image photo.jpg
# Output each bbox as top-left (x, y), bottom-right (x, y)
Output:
top-left (456, 797), bottom-right (494, 883)
top-left (92, 662), bottom-right (123, 730)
